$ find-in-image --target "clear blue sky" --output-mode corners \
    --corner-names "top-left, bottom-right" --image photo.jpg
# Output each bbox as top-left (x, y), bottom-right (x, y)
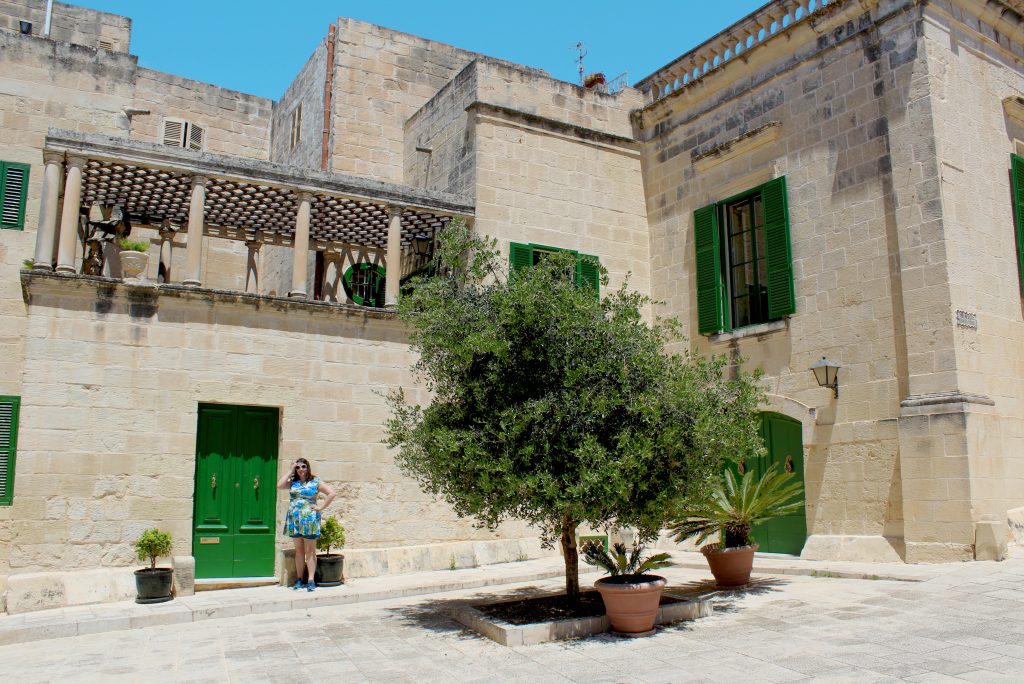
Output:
top-left (77, 1), bottom-right (767, 100)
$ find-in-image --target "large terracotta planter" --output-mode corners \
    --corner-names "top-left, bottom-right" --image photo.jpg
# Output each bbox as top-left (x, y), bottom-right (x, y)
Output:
top-left (593, 574), bottom-right (666, 636)
top-left (135, 567), bottom-right (173, 604)
top-left (702, 543), bottom-right (758, 587)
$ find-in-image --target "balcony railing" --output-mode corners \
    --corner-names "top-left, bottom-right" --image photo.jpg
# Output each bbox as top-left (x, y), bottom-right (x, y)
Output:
top-left (636, 0), bottom-right (838, 105)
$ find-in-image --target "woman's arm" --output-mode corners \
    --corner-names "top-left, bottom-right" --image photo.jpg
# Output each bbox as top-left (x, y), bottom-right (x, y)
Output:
top-left (276, 466), bottom-right (295, 490)
top-left (313, 481), bottom-right (336, 511)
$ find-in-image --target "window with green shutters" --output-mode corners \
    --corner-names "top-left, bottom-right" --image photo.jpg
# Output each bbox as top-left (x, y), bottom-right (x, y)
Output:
top-left (1010, 154), bottom-right (1024, 295)
top-left (342, 262), bottom-right (386, 307)
top-left (0, 396), bottom-right (19, 506)
top-left (693, 176), bottom-right (795, 334)
top-left (1, 161), bottom-right (30, 230)
top-left (509, 242), bottom-right (600, 299)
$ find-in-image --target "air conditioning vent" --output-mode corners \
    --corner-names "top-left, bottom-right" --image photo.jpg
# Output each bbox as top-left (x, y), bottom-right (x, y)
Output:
top-left (98, 38), bottom-right (115, 51)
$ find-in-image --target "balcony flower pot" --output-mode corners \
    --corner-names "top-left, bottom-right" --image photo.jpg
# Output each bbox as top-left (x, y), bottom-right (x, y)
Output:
top-left (119, 250), bottom-right (148, 281)
top-left (701, 543), bottom-right (758, 587)
top-left (118, 237), bottom-right (150, 282)
top-left (593, 573), bottom-right (667, 636)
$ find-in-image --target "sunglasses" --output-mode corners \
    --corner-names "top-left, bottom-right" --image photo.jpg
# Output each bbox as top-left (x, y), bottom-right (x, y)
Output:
top-left (295, 464), bottom-right (308, 470)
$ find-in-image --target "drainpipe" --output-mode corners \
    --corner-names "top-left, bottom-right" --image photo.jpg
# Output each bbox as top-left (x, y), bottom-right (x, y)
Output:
top-left (43, 0), bottom-right (53, 36)
top-left (321, 22), bottom-right (336, 172)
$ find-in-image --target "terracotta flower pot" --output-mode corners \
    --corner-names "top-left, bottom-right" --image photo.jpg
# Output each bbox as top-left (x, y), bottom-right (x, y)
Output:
top-left (120, 250), bottom-right (148, 281)
top-left (593, 574), bottom-right (666, 635)
top-left (701, 543), bottom-right (758, 587)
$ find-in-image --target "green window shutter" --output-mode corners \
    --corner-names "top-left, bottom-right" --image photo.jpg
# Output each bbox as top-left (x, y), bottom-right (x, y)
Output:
top-left (762, 176), bottom-right (796, 319)
top-left (0, 396), bottom-right (19, 506)
top-left (342, 263), bottom-right (386, 307)
top-left (1012, 154), bottom-right (1024, 295)
top-left (509, 242), bottom-right (533, 273)
top-left (1, 162), bottom-right (30, 230)
top-left (576, 253), bottom-right (600, 300)
top-left (694, 203), bottom-right (725, 334)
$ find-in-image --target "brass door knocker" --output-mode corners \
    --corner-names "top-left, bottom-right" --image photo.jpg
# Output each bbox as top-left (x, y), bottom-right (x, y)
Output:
top-left (737, 460), bottom-right (746, 475)
top-left (784, 455), bottom-right (794, 473)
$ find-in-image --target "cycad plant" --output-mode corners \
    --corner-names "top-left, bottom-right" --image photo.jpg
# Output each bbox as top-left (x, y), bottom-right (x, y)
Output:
top-left (581, 541), bottom-right (672, 578)
top-left (669, 464), bottom-right (804, 549)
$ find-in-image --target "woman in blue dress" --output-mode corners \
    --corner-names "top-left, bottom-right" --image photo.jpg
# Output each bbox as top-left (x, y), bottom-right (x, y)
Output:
top-left (277, 458), bottom-right (336, 591)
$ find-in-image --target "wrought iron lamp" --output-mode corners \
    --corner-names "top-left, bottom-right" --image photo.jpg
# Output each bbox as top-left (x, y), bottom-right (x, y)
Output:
top-left (412, 233), bottom-right (432, 258)
top-left (810, 357), bottom-right (840, 398)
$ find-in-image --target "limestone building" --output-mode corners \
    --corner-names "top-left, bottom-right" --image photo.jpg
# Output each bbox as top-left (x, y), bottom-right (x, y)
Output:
top-left (0, 0), bottom-right (1022, 612)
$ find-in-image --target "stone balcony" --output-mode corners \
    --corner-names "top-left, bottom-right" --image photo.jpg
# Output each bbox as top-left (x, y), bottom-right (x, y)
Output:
top-left (29, 129), bottom-right (474, 307)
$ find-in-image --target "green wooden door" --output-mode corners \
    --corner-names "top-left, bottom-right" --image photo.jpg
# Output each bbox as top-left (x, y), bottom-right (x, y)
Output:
top-left (751, 412), bottom-right (807, 555)
top-left (193, 404), bottom-right (279, 578)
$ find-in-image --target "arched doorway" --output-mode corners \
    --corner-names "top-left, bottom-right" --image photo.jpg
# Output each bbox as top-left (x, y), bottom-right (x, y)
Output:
top-left (749, 412), bottom-right (807, 555)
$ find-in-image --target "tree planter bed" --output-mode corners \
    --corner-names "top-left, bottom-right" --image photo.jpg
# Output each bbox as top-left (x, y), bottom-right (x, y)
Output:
top-left (450, 587), bottom-right (715, 646)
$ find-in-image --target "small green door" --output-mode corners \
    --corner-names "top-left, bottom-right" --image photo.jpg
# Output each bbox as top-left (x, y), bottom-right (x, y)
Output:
top-left (193, 404), bottom-right (279, 578)
top-left (749, 412), bottom-right (807, 555)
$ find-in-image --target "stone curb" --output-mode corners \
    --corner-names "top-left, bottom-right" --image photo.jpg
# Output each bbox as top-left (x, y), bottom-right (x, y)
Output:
top-left (450, 589), bottom-right (716, 646)
top-left (0, 560), bottom-right (569, 647)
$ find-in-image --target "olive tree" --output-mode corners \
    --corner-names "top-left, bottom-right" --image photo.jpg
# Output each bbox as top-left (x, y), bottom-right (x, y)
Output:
top-left (385, 223), bottom-right (764, 598)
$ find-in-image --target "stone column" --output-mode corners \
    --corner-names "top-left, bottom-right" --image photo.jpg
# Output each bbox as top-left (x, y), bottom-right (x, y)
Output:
top-left (158, 221), bottom-right (175, 284)
top-left (246, 231), bottom-right (263, 294)
top-left (32, 152), bottom-right (63, 271)
top-left (55, 155), bottom-right (86, 274)
top-left (289, 192), bottom-right (312, 299)
top-left (385, 204), bottom-right (404, 306)
top-left (182, 175), bottom-right (207, 287)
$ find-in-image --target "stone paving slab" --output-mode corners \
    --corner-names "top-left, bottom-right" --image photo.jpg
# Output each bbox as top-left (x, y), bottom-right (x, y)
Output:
top-left (0, 556), bottom-right (575, 647)
top-left (0, 548), bottom-right (1017, 652)
top-left (3, 558), bottom-right (1023, 683)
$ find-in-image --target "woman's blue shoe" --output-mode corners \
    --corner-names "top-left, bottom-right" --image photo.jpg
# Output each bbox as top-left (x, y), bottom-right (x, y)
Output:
top-left (306, 582), bottom-right (316, 592)
top-left (292, 580), bottom-right (305, 590)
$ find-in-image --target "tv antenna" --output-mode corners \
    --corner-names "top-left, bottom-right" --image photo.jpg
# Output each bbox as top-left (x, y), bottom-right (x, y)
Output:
top-left (573, 41), bottom-right (587, 85)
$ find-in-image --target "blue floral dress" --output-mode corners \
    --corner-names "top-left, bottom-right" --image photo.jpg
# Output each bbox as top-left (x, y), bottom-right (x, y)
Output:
top-left (284, 476), bottom-right (321, 538)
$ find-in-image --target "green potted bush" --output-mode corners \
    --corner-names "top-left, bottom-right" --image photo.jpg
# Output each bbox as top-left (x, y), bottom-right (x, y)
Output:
top-left (118, 237), bottom-right (150, 282)
top-left (668, 464), bottom-right (804, 587)
top-left (581, 540), bottom-right (672, 636)
top-left (134, 528), bottom-right (174, 604)
top-left (314, 516), bottom-right (346, 587)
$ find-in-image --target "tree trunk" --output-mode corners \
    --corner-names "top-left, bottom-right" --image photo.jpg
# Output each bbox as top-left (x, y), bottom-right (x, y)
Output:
top-left (560, 515), bottom-right (580, 599)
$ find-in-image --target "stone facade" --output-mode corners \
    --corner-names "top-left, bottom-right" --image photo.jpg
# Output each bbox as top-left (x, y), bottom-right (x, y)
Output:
top-left (2, 0), bottom-right (1024, 614)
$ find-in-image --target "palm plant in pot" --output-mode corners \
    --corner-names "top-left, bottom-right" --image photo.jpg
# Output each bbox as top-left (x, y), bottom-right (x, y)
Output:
top-left (581, 540), bottom-right (672, 636)
top-left (668, 464), bottom-right (804, 587)
top-left (134, 528), bottom-right (174, 604)
top-left (314, 516), bottom-right (346, 587)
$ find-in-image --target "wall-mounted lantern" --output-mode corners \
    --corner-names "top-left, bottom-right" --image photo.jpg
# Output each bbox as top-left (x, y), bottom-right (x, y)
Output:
top-left (810, 357), bottom-right (840, 399)
top-left (412, 233), bottom-right (432, 258)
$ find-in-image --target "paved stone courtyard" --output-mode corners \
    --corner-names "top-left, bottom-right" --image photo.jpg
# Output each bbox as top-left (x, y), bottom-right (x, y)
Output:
top-left (2, 555), bottom-right (1024, 683)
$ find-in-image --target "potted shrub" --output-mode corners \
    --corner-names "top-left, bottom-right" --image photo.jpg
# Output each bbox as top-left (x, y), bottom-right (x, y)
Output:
top-left (134, 528), bottom-right (174, 604)
top-left (118, 237), bottom-right (150, 282)
top-left (313, 515), bottom-right (346, 587)
top-left (669, 464), bottom-right (804, 587)
top-left (581, 540), bottom-right (672, 636)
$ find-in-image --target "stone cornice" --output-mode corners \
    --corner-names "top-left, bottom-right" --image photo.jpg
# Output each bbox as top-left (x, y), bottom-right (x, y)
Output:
top-left (465, 102), bottom-right (639, 149)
